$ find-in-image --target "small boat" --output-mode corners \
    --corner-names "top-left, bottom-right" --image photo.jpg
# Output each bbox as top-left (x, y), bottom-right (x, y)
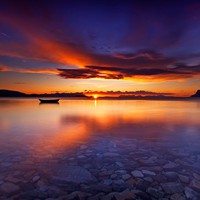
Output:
top-left (39, 99), bottom-right (59, 103)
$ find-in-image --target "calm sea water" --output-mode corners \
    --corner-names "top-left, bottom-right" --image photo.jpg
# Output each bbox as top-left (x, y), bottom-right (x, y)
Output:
top-left (1, 98), bottom-right (200, 152)
top-left (1, 98), bottom-right (200, 198)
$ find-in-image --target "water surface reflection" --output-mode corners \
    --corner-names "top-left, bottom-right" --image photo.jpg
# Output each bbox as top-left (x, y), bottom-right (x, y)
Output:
top-left (1, 99), bottom-right (200, 153)
top-left (1, 99), bottom-right (200, 198)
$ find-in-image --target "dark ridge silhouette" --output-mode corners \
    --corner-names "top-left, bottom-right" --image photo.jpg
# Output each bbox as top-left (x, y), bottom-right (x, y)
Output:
top-left (0, 89), bottom-right (197, 99)
top-left (0, 89), bottom-right (88, 98)
top-left (191, 90), bottom-right (200, 97)
top-left (98, 96), bottom-right (189, 101)
top-left (0, 89), bottom-right (27, 97)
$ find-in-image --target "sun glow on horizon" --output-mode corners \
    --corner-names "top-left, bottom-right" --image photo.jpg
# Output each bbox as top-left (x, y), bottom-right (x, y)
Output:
top-left (93, 94), bottom-right (98, 99)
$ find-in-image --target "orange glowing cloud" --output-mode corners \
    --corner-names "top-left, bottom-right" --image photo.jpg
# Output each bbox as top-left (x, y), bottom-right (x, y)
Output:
top-left (0, 64), bottom-right (11, 72)
top-left (1, 3), bottom-right (200, 83)
top-left (0, 63), bottom-right (57, 75)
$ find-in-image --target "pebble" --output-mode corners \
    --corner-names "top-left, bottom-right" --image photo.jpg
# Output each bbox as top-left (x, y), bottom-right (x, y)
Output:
top-left (103, 152), bottom-right (120, 157)
top-left (32, 175), bottom-right (40, 183)
top-left (146, 187), bottom-right (164, 198)
top-left (161, 182), bottom-right (184, 194)
top-left (115, 162), bottom-right (124, 167)
top-left (122, 174), bottom-right (131, 180)
top-left (170, 193), bottom-right (186, 200)
top-left (102, 179), bottom-right (112, 186)
top-left (178, 174), bottom-right (189, 183)
top-left (0, 136), bottom-right (200, 199)
top-left (115, 170), bottom-right (127, 175)
top-left (154, 174), bottom-right (167, 183)
top-left (53, 165), bottom-right (97, 183)
top-left (77, 155), bottom-right (87, 159)
top-left (0, 182), bottom-right (20, 194)
top-left (190, 179), bottom-right (200, 191)
top-left (113, 179), bottom-right (124, 185)
top-left (99, 170), bottom-right (113, 177)
top-left (67, 191), bottom-right (91, 200)
top-left (143, 177), bottom-right (153, 182)
top-left (142, 170), bottom-right (156, 176)
top-left (163, 162), bottom-right (179, 169)
top-left (101, 194), bottom-right (113, 200)
top-left (193, 173), bottom-right (200, 181)
top-left (131, 170), bottom-right (144, 178)
top-left (88, 192), bottom-right (105, 200)
top-left (110, 174), bottom-right (117, 179)
top-left (5, 175), bottom-right (21, 183)
top-left (114, 189), bottom-right (135, 200)
top-left (80, 145), bottom-right (88, 150)
top-left (163, 172), bottom-right (178, 181)
top-left (184, 187), bottom-right (200, 200)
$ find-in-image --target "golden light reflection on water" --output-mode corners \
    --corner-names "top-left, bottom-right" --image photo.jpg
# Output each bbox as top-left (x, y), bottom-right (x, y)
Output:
top-left (34, 122), bottom-right (89, 154)
top-left (94, 99), bottom-right (97, 107)
top-left (0, 99), bottom-right (200, 156)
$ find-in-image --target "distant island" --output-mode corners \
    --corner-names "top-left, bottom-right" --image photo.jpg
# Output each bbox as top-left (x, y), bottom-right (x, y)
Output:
top-left (0, 89), bottom-right (87, 98)
top-left (0, 90), bottom-right (27, 97)
top-left (1, 89), bottom-right (200, 99)
top-left (191, 90), bottom-right (200, 97)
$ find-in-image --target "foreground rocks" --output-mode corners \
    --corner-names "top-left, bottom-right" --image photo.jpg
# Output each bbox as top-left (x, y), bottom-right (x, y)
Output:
top-left (0, 136), bottom-right (200, 199)
top-left (52, 165), bottom-right (97, 184)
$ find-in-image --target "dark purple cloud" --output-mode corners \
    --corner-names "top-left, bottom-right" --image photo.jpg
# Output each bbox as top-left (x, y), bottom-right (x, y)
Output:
top-left (58, 62), bottom-right (198, 80)
top-left (113, 50), bottom-right (163, 60)
top-left (58, 68), bottom-right (123, 79)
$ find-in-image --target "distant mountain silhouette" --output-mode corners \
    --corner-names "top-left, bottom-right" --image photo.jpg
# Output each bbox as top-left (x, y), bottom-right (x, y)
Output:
top-left (0, 89), bottom-right (87, 98)
top-left (99, 95), bottom-right (187, 100)
top-left (191, 90), bottom-right (200, 97)
top-left (0, 89), bottom-right (28, 97)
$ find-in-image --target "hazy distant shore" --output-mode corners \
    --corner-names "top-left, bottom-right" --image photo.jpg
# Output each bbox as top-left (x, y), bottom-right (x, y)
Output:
top-left (1, 89), bottom-right (200, 100)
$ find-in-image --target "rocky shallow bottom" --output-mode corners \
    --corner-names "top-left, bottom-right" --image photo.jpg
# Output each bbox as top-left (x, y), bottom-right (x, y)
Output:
top-left (0, 136), bottom-right (200, 200)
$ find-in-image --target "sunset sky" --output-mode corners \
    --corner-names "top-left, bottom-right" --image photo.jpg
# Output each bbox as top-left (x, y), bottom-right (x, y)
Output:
top-left (0, 0), bottom-right (200, 96)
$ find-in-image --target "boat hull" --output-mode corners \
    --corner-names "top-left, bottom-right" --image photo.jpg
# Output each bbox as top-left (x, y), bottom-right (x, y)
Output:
top-left (39, 99), bottom-right (59, 103)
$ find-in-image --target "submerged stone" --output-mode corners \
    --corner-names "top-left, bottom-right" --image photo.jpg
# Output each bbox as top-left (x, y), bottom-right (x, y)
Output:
top-left (32, 175), bottom-right (40, 183)
top-left (103, 152), bottom-right (120, 157)
top-left (115, 170), bottom-right (127, 175)
top-left (67, 191), bottom-right (92, 200)
top-left (190, 179), bottom-right (200, 191)
top-left (178, 174), bottom-right (189, 183)
top-left (113, 179), bottom-right (124, 185)
top-left (163, 172), bottom-right (178, 181)
top-left (163, 162), bottom-right (179, 169)
top-left (115, 162), bottom-right (124, 167)
top-left (122, 174), bottom-right (131, 180)
top-left (131, 170), bottom-right (144, 178)
top-left (146, 187), bottom-right (164, 198)
top-left (161, 182), bottom-right (183, 194)
top-left (0, 182), bottom-right (20, 194)
top-left (143, 177), bottom-right (153, 182)
top-left (193, 173), bottom-right (200, 181)
top-left (170, 193), bottom-right (186, 200)
top-left (142, 170), bottom-right (156, 176)
top-left (52, 165), bottom-right (97, 184)
top-left (114, 189), bottom-right (135, 200)
top-left (184, 187), bottom-right (200, 200)
top-left (102, 179), bottom-right (112, 186)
